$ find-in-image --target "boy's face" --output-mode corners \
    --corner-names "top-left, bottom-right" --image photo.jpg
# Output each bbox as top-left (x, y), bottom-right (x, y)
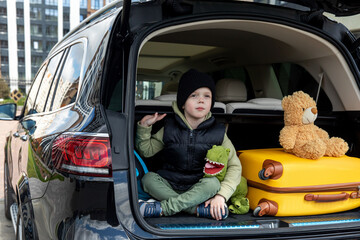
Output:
top-left (183, 87), bottom-right (212, 121)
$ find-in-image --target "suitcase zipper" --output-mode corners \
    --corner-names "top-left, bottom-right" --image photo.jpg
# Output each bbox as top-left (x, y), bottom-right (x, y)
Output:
top-left (251, 183), bottom-right (360, 216)
top-left (248, 180), bottom-right (360, 199)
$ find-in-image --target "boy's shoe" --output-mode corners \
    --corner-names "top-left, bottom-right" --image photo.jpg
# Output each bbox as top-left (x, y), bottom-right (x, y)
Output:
top-left (197, 203), bottom-right (229, 220)
top-left (139, 200), bottom-right (163, 217)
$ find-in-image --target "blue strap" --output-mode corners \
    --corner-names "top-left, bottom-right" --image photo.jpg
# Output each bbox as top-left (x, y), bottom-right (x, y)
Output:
top-left (134, 150), bottom-right (148, 174)
top-left (134, 150), bottom-right (151, 200)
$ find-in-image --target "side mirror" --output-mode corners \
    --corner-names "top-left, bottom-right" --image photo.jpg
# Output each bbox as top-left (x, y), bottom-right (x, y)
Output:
top-left (21, 119), bottom-right (36, 134)
top-left (0, 103), bottom-right (16, 120)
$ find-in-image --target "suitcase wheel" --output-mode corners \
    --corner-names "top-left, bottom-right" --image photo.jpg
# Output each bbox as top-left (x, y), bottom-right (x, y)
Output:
top-left (253, 199), bottom-right (278, 217)
top-left (258, 168), bottom-right (270, 180)
top-left (253, 206), bottom-right (261, 217)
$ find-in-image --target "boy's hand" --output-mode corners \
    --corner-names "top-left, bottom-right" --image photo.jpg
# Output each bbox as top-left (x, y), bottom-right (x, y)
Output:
top-left (140, 112), bottom-right (167, 127)
top-left (204, 194), bottom-right (226, 221)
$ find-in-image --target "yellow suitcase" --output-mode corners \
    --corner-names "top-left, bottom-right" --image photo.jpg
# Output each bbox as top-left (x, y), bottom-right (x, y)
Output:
top-left (238, 148), bottom-right (360, 217)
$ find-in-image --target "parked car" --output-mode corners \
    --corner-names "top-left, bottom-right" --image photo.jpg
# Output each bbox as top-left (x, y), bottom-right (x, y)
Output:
top-left (3, 0), bottom-right (360, 239)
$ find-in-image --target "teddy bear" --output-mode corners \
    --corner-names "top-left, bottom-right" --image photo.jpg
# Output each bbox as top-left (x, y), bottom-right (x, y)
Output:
top-left (203, 145), bottom-right (249, 214)
top-left (279, 91), bottom-right (349, 160)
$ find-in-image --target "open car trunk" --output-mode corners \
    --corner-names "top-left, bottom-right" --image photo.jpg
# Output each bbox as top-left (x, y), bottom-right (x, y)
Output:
top-left (122, 1), bottom-right (360, 237)
top-left (137, 111), bottom-right (359, 231)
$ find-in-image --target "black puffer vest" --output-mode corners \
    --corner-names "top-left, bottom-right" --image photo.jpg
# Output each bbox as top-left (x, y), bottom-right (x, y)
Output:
top-left (158, 114), bottom-right (225, 191)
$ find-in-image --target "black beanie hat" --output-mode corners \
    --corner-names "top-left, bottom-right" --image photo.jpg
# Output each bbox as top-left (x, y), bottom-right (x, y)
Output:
top-left (176, 69), bottom-right (216, 110)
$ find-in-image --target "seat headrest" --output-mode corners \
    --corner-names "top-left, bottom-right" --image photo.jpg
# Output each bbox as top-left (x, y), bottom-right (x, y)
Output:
top-left (161, 81), bottom-right (178, 95)
top-left (215, 78), bottom-right (247, 102)
top-left (154, 94), bottom-right (176, 101)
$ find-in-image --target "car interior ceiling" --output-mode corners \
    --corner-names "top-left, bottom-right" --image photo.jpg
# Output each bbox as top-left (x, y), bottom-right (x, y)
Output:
top-left (138, 20), bottom-right (357, 111)
top-left (133, 19), bottom-right (360, 227)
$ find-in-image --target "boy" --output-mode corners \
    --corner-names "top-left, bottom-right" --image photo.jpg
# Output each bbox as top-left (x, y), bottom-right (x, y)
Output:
top-left (136, 69), bottom-right (241, 220)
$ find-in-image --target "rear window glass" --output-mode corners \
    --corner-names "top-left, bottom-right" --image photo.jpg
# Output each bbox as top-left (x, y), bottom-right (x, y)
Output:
top-left (273, 63), bottom-right (332, 112)
top-left (50, 43), bottom-right (84, 111)
top-left (33, 51), bottom-right (63, 114)
top-left (136, 80), bottom-right (164, 100)
top-left (24, 64), bottom-right (46, 115)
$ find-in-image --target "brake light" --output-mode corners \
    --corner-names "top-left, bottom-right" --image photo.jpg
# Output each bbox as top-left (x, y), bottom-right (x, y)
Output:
top-left (52, 133), bottom-right (112, 177)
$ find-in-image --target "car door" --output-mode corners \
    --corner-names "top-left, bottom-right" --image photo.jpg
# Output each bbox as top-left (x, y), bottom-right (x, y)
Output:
top-left (12, 49), bottom-right (66, 239)
top-left (8, 63), bottom-right (46, 192)
top-left (13, 50), bottom-right (65, 195)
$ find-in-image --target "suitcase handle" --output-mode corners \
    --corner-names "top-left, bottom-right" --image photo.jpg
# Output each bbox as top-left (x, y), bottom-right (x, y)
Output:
top-left (304, 192), bottom-right (350, 202)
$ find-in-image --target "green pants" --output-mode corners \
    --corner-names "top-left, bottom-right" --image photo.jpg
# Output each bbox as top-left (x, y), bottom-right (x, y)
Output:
top-left (142, 172), bottom-right (220, 216)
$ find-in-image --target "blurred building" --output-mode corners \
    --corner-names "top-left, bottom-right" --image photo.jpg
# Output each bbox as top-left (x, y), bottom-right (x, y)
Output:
top-left (1, 0), bottom-right (359, 95)
top-left (0, 0), bottom-right (116, 93)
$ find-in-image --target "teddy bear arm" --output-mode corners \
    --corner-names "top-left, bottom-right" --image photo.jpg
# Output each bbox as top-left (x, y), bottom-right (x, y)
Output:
top-left (315, 126), bottom-right (330, 140)
top-left (279, 126), bottom-right (298, 149)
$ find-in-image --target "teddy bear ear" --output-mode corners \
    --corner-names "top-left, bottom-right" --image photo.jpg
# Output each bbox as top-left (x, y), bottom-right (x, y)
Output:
top-left (226, 148), bottom-right (230, 155)
top-left (295, 91), bottom-right (316, 106)
top-left (212, 145), bottom-right (217, 149)
top-left (294, 90), bottom-right (304, 96)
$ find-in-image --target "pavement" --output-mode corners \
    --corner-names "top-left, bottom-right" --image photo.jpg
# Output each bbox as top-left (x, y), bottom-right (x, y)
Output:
top-left (0, 199), bottom-right (15, 239)
top-left (0, 119), bottom-right (19, 239)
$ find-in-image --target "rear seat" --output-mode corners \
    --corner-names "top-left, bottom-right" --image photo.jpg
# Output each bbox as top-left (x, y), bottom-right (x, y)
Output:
top-left (215, 78), bottom-right (283, 113)
top-left (226, 98), bottom-right (283, 113)
top-left (135, 94), bottom-right (175, 112)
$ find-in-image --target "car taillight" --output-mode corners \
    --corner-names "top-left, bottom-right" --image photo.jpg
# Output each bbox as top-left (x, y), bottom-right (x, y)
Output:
top-left (52, 133), bottom-right (112, 177)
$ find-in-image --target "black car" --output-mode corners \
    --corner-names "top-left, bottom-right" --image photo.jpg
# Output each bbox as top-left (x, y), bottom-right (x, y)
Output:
top-left (2, 0), bottom-right (360, 239)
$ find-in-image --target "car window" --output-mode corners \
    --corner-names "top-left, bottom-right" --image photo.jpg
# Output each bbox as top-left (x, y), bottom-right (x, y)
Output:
top-left (135, 80), bottom-right (163, 100)
top-left (273, 63), bottom-right (332, 112)
top-left (23, 64), bottom-right (46, 116)
top-left (45, 43), bottom-right (84, 112)
top-left (43, 49), bottom-right (68, 112)
top-left (32, 51), bottom-right (64, 114)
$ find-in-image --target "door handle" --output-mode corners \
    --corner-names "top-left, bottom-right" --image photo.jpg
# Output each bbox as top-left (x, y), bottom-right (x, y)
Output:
top-left (13, 132), bottom-right (20, 138)
top-left (20, 135), bottom-right (28, 141)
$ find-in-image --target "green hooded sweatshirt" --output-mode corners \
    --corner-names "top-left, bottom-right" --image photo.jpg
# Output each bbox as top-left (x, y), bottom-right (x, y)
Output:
top-left (136, 101), bottom-right (242, 201)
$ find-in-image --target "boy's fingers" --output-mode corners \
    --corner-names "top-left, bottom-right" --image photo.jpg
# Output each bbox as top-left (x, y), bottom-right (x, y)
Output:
top-left (212, 205), bottom-right (221, 220)
top-left (213, 209), bottom-right (217, 220)
top-left (204, 199), bottom-right (212, 207)
top-left (154, 113), bottom-right (166, 122)
top-left (210, 207), bottom-right (216, 220)
top-left (220, 206), bottom-right (225, 220)
top-left (152, 112), bottom-right (166, 122)
top-left (216, 208), bottom-right (222, 220)
top-left (151, 113), bottom-right (159, 121)
top-left (158, 113), bottom-right (167, 120)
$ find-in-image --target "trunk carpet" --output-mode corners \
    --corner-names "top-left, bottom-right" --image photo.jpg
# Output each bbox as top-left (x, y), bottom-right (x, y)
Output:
top-left (146, 209), bottom-right (360, 230)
